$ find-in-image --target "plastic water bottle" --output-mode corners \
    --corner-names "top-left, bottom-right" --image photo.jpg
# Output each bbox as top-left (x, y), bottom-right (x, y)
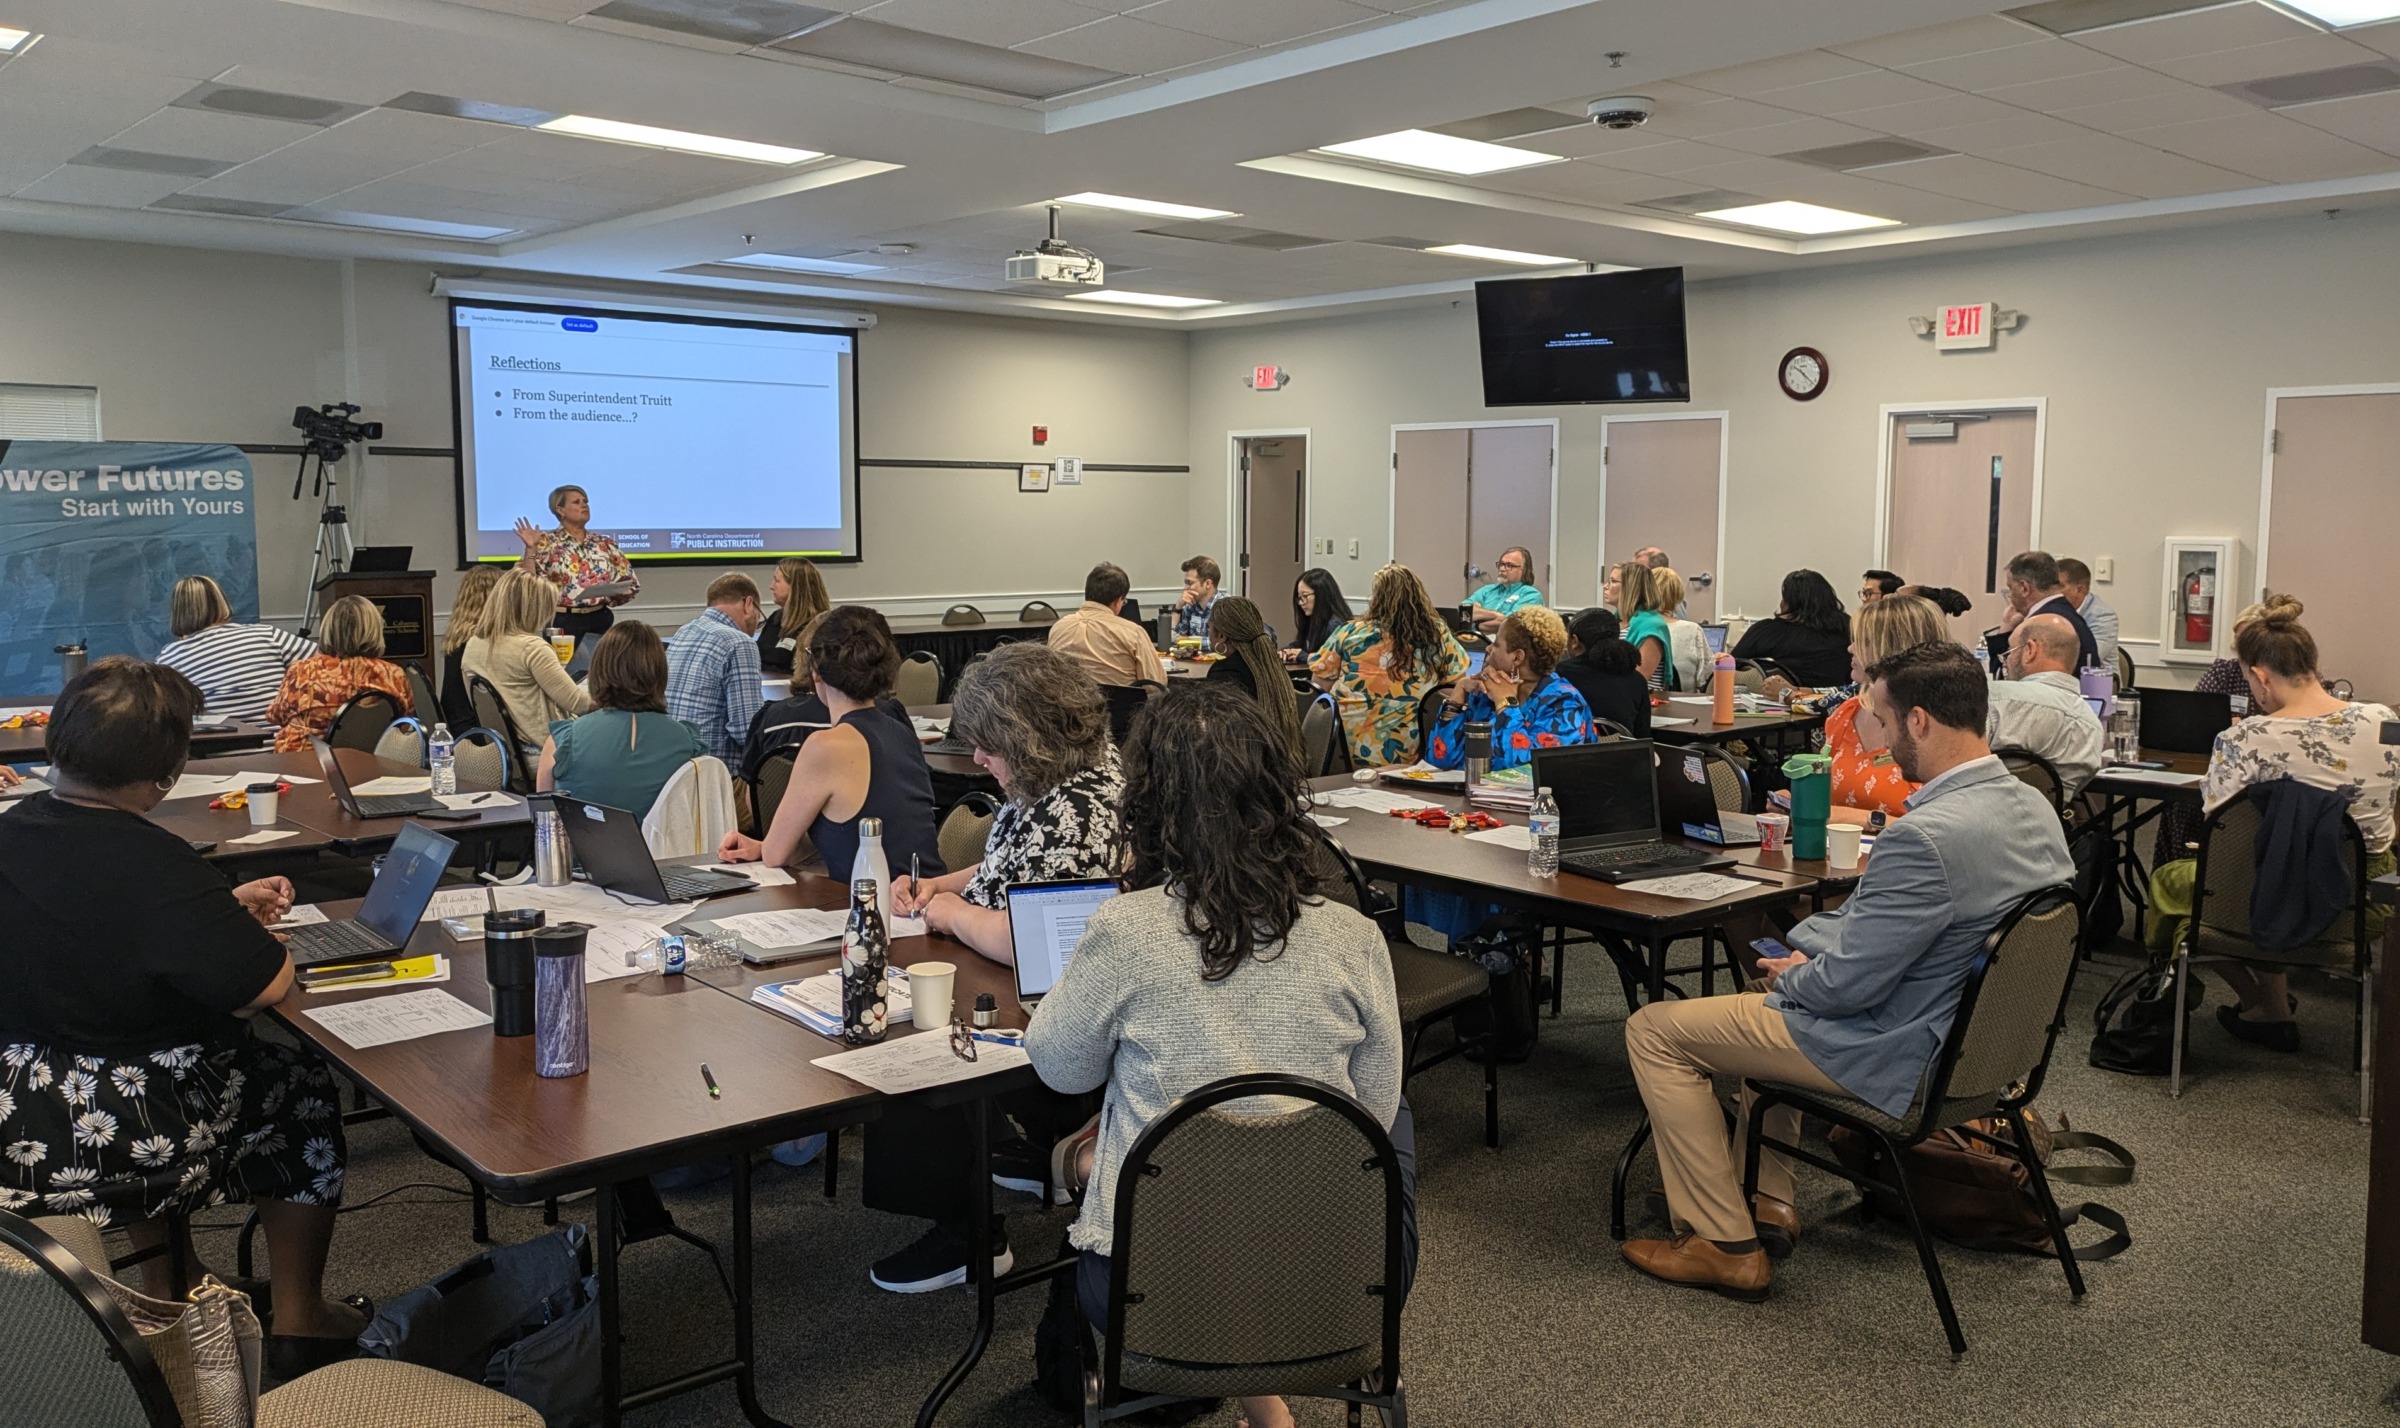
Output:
top-left (1528, 786), bottom-right (1561, 878)
top-left (427, 722), bottom-right (456, 795)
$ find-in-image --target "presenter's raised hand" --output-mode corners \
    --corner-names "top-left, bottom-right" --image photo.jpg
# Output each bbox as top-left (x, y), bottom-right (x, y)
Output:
top-left (513, 517), bottom-right (542, 551)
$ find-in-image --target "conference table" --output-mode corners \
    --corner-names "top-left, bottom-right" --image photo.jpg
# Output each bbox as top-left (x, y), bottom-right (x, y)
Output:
top-left (0, 709), bottom-right (276, 761)
top-left (273, 870), bottom-right (1052, 1428)
top-left (1646, 703), bottom-right (1826, 799)
top-left (2078, 747), bottom-right (2210, 941)
top-left (162, 745), bottom-right (531, 859)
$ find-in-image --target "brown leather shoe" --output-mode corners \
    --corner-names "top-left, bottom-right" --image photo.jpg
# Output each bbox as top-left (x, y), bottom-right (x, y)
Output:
top-left (1751, 1194), bottom-right (1800, 1259)
top-left (1621, 1232), bottom-right (1770, 1302)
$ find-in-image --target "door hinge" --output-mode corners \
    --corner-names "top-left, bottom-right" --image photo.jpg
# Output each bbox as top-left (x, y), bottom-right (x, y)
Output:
top-left (1391, 451), bottom-right (1398, 470)
top-left (2269, 428), bottom-right (2280, 454)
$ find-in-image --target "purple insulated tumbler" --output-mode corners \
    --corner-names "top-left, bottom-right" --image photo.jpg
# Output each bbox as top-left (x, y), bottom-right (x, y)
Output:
top-left (533, 923), bottom-right (589, 1078)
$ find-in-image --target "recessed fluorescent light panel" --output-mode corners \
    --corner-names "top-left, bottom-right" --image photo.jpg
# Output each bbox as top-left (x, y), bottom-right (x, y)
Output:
top-left (1696, 200), bottom-right (1899, 235)
top-left (302, 211), bottom-right (517, 240)
top-left (1055, 192), bottom-right (1238, 221)
top-left (537, 114), bottom-right (821, 164)
top-left (2277, 0), bottom-right (2400, 24)
top-left (1318, 129), bottom-right (1559, 176)
top-left (1067, 290), bottom-right (1221, 309)
top-left (720, 253), bottom-right (885, 275)
top-left (1427, 243), bottom-right (1576, 266)
top-left (0, 25), bottom-right (38, 52)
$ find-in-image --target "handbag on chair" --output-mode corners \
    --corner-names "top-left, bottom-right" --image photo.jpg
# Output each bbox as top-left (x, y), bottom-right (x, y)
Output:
top-left (100, 1274), bottom-right (265, 1428)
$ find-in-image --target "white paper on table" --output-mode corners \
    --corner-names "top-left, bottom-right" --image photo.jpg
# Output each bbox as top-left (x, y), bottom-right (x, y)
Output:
top-left (228, 769), bottom-right (321, 786)
top-left (1308, 813), bottom-right (1348, 827)
top-left (421, 886), bottom-right (501, 922)
top-left (705, 863), bottom-right (795, 887)
top-left (813, 1031), bottom-right (1028, 1094)
top-left (2101, 767), bottom-right (2205, 787)
top-left (226, 828), bottom-right (301, 847)
top-left (1313, 787), bottom-right (1440, 813)
top-left (1616, 872), bottom-right (1764, 901)
top-left (162, 773), bottom-right (243, 800)
top-left (711, 907), bottom-right (850, 949)
top-left (1380, 760), bottom-right (1465, 787)
top-left (1465, 824), bottom-right (1535, 850)
top-left (1650, 716), bottom-right (1695, 728)
top-left (191, 713), bottom-right (233, 729)
top-left (519, 881), bottom-right (698, 925)
top-left (580, 921), bottom-right (668, 980)
top-left (0, 777), bottom-right (50, 801)
top-left (432, 792), bottom-right (514, 811)
top-left (300, 989), bottom-right (491, 1048)
top-left (1667, 696), bottom-right (1716, 707)
top-left (274, 905), bottom-right (331, 928)
top-left (350, 774), bottom-right (432, 796)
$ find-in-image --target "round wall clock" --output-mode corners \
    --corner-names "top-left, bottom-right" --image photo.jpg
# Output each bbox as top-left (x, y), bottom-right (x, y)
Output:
top-left (1778, 346), bottom-right (1829, 401)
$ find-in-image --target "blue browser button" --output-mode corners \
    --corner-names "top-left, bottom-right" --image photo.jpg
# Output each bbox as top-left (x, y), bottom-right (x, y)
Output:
top-left (561, 317), bottom-right (598, 332)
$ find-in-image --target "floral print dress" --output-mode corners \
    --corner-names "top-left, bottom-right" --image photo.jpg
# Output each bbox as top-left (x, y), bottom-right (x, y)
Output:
top-left (1824, 695), bottom-right (1919, 820)
top-left (1310, 620), bottom-right (1471, 768)
top-left (963, 755), bottom-right (1124, 909)
top-left (1422, 671), bottom-right (1597, 769)
top-left (525, 530), bottom-right (640, 612)
top-left (265, 653), bottom-right (414, 752)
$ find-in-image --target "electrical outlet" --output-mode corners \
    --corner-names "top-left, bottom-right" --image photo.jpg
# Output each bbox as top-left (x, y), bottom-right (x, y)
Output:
top-left (1347, 538), bottom-right (1360, 558)
top-left (2094, 557), bottom-right (2114, 583)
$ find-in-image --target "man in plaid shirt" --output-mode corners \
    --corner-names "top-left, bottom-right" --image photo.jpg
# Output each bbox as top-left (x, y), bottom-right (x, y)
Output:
top-left (665, 572), bottom-right (766, 762)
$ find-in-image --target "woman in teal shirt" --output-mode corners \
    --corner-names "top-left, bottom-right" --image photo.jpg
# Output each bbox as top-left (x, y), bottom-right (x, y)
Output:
top-left (537, 621), bottom-right (707, 817)
top-left (1617, 563), bottom-right (1673, 692)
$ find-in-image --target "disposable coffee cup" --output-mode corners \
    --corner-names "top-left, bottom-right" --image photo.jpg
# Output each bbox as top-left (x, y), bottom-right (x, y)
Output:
top-left (1824, 823), bottom-right (1864, 871)
top-left (245, 782), bottom-right (280, 826)
top-left (907, 961), bottom-right (956, 1029)
top-left (1755, 811), bottom-right (1789, 853)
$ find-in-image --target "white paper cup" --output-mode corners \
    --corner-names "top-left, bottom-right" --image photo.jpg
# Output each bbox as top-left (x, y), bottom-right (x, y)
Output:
top-left (907, 961), bottom-right (956, 1028)
top-left (245, 783), bottom-right (280, 826)
top-left (1825, 823), bottom-right (1863, 871)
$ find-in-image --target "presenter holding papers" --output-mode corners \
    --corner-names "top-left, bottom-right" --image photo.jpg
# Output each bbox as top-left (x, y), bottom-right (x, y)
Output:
top-left (516, 484), bottom-right (639, 639)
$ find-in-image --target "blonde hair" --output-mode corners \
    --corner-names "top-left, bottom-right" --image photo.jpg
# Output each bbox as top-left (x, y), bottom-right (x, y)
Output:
top-left (1616, 563), bottom-right (1663, 621)
top-left (1651, 567), bottom-right (1687, 614)
top-left (478, 569), bottom-right (559, 642)
top-left (1501, 605), bottom-right (1568, 682)
top-left (2234, 591), bottom-right (2301, 633)
top-left (2234, 594), bottom-right (2317, 680)
top-left (774, 558), bottom-right (828, 643)
top-left (1851, 593), bottom-right (1950, 670)
top-left (317, 594), bottom-right (386, 658)
top-left (443, 565), bottom-right (504, 656)
top-left (169, 575), bottom-right (232, 640)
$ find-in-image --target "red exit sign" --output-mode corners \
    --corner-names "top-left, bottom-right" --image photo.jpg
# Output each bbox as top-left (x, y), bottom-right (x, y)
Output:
top-left (1248, 364), bottom-right (1288, 390)
top-left (1937, 302), bottom-right (1996, 351)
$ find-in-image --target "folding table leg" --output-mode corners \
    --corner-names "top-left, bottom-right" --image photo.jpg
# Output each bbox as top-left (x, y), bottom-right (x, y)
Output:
top-left (918, 1096), bottom-right (997, 1427)
top-left (597, 1181), bottom-right (624, 1428)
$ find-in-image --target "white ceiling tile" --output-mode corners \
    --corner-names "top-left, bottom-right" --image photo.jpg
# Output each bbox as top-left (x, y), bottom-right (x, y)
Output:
top-left (1830, 15), bottom-right (2049, 68)
top-left (2148, 32), bottom-right (2383, 86)
top-left (1707, 115), bottom-right (1890, 156)
top-left (855, 0), bottom-right (1113, 49)
top-left (1836, 91), bottom-right (2029, 137)
top-left (1665, 153), bottom-right (1848, 192)
top-left (2122, 108), bottom-right (2399, 179)
top-left (1641, 95), bottom-right (1813, 139)
top-left (1729, 164), bottom-right (2020, 221)
top-left (2052, 84), bottom-right (2257, 131)
top-left (2352, 20), bottom-right (2400, 61)
top-left (1988, 132), bottom-right (2259, 196)
top-left (1462, 162), bottom-right (1699, 206)
top-left (1503, 124), bottom-right (1688, 160)
top-left (2280, 89), bottom-right (2400, 155)
top-left (1016, 15), bottom-right (1244, 74)
top-left (13, 165), bottom-right (192, 208)
top-left (1123, 0), bottom-right (1382, 47)
top-left (2074, 2), bottom-right (2322, 65)
top-left (1908, 110), bottom-right (2098, 153)
top-left (208, 66), bottom-right (404, 108)
top-left (1762, 68), bottom-right (1969, 117)
top-left (1899, 37), bottom-right (2119, 94)
top-left (1571, 137), bottom-right (1755, 176)
top-left (1867, 152), bottom-right (2135, 209)
top-left (103, 107), bottom-right (310, 164)
top-left (1682, 49), bottom-right (1878, 96)
top-left (431, 0), bottom-right (596, 19)
top-left (184, 162), bottom-right (371, 206)
top-left (302, 109), bottom-right (496, 160)
top-left (1978, 62), bottom-right (2187, 113)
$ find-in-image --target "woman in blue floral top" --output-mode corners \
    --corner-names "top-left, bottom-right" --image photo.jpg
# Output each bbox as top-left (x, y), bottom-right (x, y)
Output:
top-left (1425, 605), bottom-right (1595, 769)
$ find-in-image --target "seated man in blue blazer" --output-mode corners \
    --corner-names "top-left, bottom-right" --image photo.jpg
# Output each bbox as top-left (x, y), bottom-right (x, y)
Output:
top-left (1620, 641), bottom-right (2074, 1300)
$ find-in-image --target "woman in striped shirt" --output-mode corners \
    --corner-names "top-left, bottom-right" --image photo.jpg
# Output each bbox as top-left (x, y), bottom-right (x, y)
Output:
top-left (154, 575), bottom-right (314, 721)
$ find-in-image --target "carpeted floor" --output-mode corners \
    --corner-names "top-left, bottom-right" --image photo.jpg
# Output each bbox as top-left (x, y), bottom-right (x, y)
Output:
top-left (192, 944), bottom-right (2399, 1426)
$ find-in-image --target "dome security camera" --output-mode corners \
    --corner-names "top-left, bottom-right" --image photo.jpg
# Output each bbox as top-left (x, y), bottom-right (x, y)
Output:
top-left (1586, 95), bottom-right (1654, 130)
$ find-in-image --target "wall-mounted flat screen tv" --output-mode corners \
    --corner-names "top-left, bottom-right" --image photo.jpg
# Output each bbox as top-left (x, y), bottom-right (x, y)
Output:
top-left (1475, 267), bottom-right (1690, 406)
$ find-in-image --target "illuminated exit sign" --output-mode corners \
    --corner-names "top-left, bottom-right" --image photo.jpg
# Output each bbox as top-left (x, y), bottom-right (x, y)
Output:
top-left (1247, 364), bottom-right (1289, 390)
top-left (1937, 302), bottom-right (1996, 351)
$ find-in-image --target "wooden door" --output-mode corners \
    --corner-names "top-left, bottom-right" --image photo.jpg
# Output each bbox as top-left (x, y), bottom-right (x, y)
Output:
top-left (1241, 437), bottom-right (1306, 609)
top-left (1603, 416), bottom-right (1723, 622)
top-left (2265, 392), bottom-right (2400, 701)
top-left (1884, 409), bottom-right (2039, 638)
top-left (1466, 424), bottom-right (1556, 595)
top-left (1392, 428), bottom-right (1471, 601)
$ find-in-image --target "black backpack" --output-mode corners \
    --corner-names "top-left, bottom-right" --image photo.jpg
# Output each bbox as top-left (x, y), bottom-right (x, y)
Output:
top-left (2088, 958), bottom-right (2201, 1075)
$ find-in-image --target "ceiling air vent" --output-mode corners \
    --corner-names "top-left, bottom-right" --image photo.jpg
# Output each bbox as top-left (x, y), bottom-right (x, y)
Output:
top-left (1138, 223), bottom-right (1335, 250)
top-left (769, 19), bottom-right (1124, 100)
top-left (2002, 0), bottom-right (2226, 35)
top-left (150, 195), bottom-right (298, 219)
top-left (171, 83), bottom-right (366, 126)
top-left (2217, 61), bottom-right (2400, 108)
top-left (1780, 138), bottom-right (1952, 170)
top-left (1637, 189), bottom-right (1761, 216)
top-left (70, 147), bottom-right (234, 179)
top-left (584, 0), bottom-right (840, 46)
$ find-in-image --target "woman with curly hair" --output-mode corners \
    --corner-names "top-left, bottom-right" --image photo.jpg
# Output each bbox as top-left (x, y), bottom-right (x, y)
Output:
top-left (1027, 684), bottom-right (1411, 1428)
top-left (1309, 563), bottom-right (1470, 767)
top-left (1424, 605), bottom-right (1596, 769)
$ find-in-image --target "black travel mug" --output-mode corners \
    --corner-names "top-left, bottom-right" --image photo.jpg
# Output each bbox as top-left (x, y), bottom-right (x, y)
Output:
top-left (484, 907), bottom-right (545, 1037)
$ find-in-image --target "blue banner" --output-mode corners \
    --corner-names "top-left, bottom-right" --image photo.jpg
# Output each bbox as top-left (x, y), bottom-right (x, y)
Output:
top-left (0, 442), bottom-right (259, 691)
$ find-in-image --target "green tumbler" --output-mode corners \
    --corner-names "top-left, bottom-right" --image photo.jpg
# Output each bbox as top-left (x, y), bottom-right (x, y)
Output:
top-left (1781, 752), bottom-right (1832, 862)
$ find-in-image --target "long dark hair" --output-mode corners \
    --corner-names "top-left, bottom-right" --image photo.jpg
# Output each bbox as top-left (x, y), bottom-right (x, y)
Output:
top-left (1117, 684), bottom-right (1323, 982)
top-left (1292, 568), bottom-right (1350, 652)
top-left (1365, 564), bottom-right (1448, 684)
top-left (1568, 606), bottom-right (1637, 676)
top-left (1779, 569), bottom-right (1850, 638)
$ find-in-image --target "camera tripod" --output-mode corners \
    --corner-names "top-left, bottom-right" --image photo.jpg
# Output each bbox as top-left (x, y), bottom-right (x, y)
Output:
top-left (295, 446), bottom-right (354, 638)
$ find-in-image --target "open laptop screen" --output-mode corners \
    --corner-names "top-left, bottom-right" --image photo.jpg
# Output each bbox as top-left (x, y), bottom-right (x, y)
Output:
top-left (1703, 624), bottom-right (1728, 655)
top-left (1530, 741), bottom-right (1659, 847)
top-left (1009, 880), bottom-right (1119, 1000)
top-left (357, 822), bottom-right (456, 945)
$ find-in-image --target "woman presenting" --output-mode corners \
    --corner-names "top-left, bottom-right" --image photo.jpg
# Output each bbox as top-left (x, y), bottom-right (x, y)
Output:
top-left (514, 483), bottom-right (639, 639)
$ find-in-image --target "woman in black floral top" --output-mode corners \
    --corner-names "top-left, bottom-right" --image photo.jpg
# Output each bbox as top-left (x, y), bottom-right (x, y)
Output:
top-left (892, 642), bottom-right (1122, 961)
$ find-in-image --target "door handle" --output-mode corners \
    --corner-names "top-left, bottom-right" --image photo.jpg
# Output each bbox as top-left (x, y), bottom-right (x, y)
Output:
top-left (1688, 573), bottom-right (1714, 589)
top-left (1465, 565), bottom-right (1483, 579)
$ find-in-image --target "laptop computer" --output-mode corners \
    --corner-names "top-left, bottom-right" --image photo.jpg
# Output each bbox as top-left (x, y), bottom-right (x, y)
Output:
top-left (314, 737), bottom-right (448, 818)
top-left (2132, 687), bottom-right (2237, 755)
top-left (1008, 879), bottom-right (1118, 1014)
top-left (283, 821), bottom-right (455, 969)
top-left (348, 546), bottom-right (413, 572)
top-left (1702, 624), bottom-right (1728, 656)
top-left (1531, 741), bottom-right (1736, 883)
top-left (1653, 746), bottom-right (1759, 846)
top-left (555, 796), bottom-right (756, 904)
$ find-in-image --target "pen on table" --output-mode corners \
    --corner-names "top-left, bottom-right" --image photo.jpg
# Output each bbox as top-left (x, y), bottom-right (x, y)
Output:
top-left (701, 1063), bottom-right (720, 1099)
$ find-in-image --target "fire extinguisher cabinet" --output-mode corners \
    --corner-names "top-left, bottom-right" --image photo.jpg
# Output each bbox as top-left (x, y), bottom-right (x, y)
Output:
top-left (2159, 537), bottom-right (2239, 665)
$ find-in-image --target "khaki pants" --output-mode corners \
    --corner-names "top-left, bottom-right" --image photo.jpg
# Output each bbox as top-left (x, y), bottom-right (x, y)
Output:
top-left (1623, 991), bottom-right (1846, 1244)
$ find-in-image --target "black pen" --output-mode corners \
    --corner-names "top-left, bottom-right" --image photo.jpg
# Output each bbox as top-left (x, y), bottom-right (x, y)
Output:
top-left (910, 853), bottom-right (921, 911)
top-left (701, 1063), bottom-right (720, 1099)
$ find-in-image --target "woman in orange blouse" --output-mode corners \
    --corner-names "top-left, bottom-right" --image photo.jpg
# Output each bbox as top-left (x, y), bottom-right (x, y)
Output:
top-left (265, 595), bottom-right (414, 751)
top-left (1822, 593), bottom-right (1953, 823)
top-left (515, 484), bottom-right (639, 641)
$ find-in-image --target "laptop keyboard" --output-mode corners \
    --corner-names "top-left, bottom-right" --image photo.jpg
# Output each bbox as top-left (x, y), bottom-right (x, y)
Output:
top-left (659, 867), bottom-right (752, 900)
top-left (927, 736), bottom-right (973, 755)
top-left (1559, 842), bottom-right (1719, 879)
top-left (356, 793), bottom-right (439, 817)
top-left (288, 920), bottom-right (393, 959)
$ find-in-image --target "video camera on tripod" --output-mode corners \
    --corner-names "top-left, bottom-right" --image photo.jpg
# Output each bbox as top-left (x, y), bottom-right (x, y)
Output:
top-left (291, 402), bottom-right (382, 492)
top-left (289, 400), bottom-right (384, 635)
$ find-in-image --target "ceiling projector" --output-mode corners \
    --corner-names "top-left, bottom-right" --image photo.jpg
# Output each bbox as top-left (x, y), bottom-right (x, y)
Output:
top-left (1007, 205), bottom-right (1106, 287)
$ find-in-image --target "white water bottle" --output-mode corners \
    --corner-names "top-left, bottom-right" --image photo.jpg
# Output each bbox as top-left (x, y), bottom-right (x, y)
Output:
top-left (428, 721), bottom-right (456, 795)
top-left (853, 817), bottom-right (892, 927)
top-left (1528, 785), bottom-right (1560, 878)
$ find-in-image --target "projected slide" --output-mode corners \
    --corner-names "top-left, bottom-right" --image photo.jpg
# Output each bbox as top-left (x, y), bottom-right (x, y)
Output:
top-left (452, 301), bottom-right (859, 563)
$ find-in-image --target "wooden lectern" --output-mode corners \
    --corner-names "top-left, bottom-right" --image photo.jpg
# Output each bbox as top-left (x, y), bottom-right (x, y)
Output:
top-left (315, 569), bottom-right (436, 685)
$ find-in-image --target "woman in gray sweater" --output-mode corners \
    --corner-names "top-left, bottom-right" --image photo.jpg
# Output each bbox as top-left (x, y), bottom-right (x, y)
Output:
top-left (1026, 683), bottom-right (1412, 1428)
